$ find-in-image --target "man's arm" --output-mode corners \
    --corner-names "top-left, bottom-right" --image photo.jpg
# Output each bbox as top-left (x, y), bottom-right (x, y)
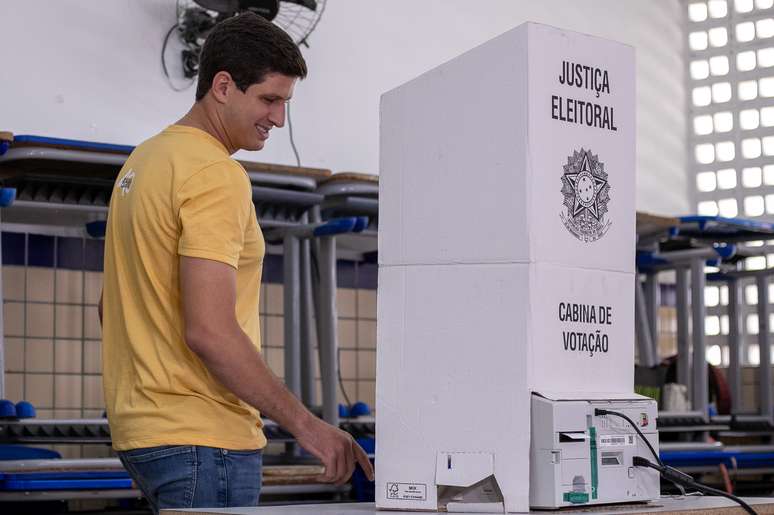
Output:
top-left (180, 256), bottom-right (373, 485)
top-left (98, 290), bottom-right (103, 327)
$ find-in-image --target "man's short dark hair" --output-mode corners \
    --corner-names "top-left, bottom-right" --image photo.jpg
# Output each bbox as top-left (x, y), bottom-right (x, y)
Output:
top-left (195, 12), bottom-right (307, 101)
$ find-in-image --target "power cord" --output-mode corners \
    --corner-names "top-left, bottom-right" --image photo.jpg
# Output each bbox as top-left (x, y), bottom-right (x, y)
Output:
top-left (310, 246), bottom-right (352, 412)
top-left (162, 1), bottom-right (211, 92)
top-left (595, 409), bottom-right (757, 515)
top-left (161, 22), bottom-right (196, 92)
top-left (594, 408), bottom-right (662, 465)
top-left (337, 347), bottom-right (354, 410)
top-left (595, 408), bottom-right (685, 496)
top-left (287, 101), bottom-right (301, 166)
top-left (633, 457), bottom-right (756, 515)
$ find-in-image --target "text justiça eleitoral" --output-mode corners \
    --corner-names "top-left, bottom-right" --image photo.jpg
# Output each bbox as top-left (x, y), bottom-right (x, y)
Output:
top-left (551, 60), bottom-right (617, 132)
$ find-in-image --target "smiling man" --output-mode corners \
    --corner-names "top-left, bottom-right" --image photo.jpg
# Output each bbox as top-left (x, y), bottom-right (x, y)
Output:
top-left (100, 13), bottom-right (372, 514)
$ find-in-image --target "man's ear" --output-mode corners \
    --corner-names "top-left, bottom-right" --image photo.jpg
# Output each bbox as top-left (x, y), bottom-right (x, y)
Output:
top-left (209, 71), bottom-right (233, 104)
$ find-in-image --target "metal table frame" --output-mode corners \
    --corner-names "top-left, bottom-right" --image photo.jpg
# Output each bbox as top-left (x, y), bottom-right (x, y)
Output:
top-left (637, 214), bottom-right (774, 426)
top-left (0, 132), bottom-right (365, 502)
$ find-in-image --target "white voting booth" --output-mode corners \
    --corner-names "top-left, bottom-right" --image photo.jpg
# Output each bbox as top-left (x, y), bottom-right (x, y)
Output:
top-left (376, 23), bottom-right (658, 512)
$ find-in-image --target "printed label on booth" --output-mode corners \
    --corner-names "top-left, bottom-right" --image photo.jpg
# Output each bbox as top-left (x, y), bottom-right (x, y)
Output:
top-left (386, 482), bottom-right (427, 501)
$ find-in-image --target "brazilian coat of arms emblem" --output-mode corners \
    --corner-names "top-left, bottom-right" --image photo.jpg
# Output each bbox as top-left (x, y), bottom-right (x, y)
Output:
top-left (560, 149), bottom-right (611, 242)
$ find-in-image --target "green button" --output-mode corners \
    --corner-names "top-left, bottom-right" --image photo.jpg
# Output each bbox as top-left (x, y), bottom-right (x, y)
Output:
top-left (563, 491), bottom-right (590, 504)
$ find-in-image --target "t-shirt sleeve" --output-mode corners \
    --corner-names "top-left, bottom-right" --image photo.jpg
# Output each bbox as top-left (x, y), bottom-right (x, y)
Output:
top-left (176, 161), bottom-right (252, 268)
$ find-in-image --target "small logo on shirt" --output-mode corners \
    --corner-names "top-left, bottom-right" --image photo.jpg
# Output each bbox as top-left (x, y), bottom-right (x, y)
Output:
top-left (118, 169), bottom-right (135, 197)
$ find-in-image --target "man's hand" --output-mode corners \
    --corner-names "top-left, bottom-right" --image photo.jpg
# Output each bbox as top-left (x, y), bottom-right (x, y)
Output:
top-left (294, 415), bottom-right (374, 485)
top-left (180, 256), bottom-right (374, 486)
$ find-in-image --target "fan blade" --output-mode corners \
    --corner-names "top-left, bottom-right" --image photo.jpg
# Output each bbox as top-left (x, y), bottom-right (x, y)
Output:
top-left (193, 0), bottom-right (240, 12)
top-left (240, 0), bottom-right (280, 20)
top-left (280, 0), bottom-right (317, 11)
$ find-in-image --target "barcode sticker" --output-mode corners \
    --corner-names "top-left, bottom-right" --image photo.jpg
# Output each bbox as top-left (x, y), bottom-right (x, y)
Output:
top-left (599, 434), bottom-right (636, 446)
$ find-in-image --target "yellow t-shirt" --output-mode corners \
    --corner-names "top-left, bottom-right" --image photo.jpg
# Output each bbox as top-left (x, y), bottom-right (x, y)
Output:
top-left (102, 124), bottom-right (267, 451)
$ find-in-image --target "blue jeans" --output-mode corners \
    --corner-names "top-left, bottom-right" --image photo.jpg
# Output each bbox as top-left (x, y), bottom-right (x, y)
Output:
top-left (118, 445), bottom-right (262, 514)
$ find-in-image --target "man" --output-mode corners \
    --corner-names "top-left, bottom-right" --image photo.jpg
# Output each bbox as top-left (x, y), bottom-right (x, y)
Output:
top-left (100, 13), bottom-right (373, 513)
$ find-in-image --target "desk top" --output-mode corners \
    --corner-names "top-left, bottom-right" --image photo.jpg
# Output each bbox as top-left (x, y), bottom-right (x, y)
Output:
top-left (0, 132), bottom-right (332, 182)
top-left (162, 496), bottom-right (774, 514)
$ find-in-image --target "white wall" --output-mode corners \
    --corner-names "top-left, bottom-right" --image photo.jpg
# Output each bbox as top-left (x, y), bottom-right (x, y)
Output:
top-left (0, 0), bottom-right (686, 214)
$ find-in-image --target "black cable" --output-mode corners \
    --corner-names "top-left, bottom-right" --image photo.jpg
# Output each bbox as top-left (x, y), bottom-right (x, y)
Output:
top-left (161, 22), bottom-right (196, 92)
top-left (595, 408), bottom-right (686, 495)
top-left (337, 348), bottom-right (353, 411)
top-left (161, 23), bottom-right (179, 79)
top-left (287, 101), bottom-right (301, 166)
top-left (633, 457), bottom-right (757, 515)
top-left (594, 408), bottom-right (662, 466)
top-left (310, 245), bottom-right (352, 413)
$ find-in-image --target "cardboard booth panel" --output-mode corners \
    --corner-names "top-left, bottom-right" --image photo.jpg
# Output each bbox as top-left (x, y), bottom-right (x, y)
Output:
top-left (375, 261), bottom-right (635, 512)
top-left (378, 26), bottom-right (530, 268)
top-left (435, 452), bottom-right (495, 488)
top-left (376, 264), bottom-right (531, 512)
top-left (379, 23), bottom-right (634, 274)
top-left (527, 23), bottom-right (635, 274)
top-left (529, 263), bottom-right (634, 396)
top-left (376, 22), bottom-right (638, 514)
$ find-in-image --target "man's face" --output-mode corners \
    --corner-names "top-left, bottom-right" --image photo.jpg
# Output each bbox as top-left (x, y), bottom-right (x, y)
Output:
top-left (222, 72), bottom-right (297, 152)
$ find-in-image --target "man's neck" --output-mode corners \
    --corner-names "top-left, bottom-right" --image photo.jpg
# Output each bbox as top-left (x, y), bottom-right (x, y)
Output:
top-left (176, 100), bottom-right (237, 155)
